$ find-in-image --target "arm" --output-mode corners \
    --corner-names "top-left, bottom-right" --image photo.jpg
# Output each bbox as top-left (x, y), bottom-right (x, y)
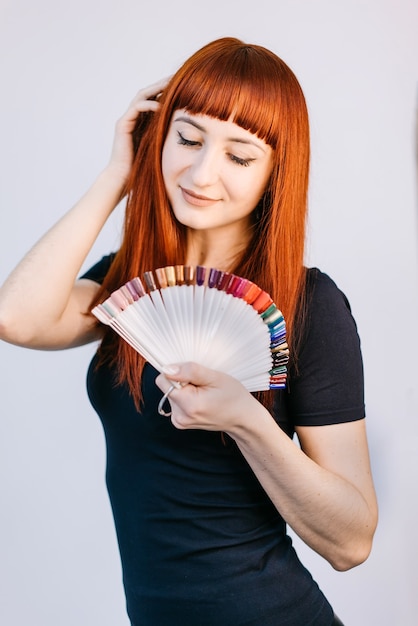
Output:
top-left (232, 406), bottom-right (378, 572)
top-left (0, 79), bottom-right (169, 349)
top-left (156, 363), bottom-right (378, 572)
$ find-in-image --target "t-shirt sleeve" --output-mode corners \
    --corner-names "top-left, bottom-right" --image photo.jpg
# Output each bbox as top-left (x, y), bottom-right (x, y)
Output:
top-left (287, 268), bottom-right (365, 427)
top-left (79, 253), bottom-right (116, 285)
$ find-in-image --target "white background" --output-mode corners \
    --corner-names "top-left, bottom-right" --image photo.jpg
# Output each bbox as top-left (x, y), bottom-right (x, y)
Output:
top-left (0, 1), bottom-right (417, 624)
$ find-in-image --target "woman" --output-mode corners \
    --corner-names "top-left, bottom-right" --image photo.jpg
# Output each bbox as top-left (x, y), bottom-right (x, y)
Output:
top-left (0, 37), bottom-right (377, 625)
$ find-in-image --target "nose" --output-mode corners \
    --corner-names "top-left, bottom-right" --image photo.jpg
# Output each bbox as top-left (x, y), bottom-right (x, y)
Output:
top-left (189, 145), bottom-right (220, 188)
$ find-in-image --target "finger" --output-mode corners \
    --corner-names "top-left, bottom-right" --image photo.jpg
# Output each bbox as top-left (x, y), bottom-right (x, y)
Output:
top-left (118, 98), bottom-right (159, 128)
top-left (162, 362), bottom-right (216, 387)
top-left (155, 372), bottom-right (182, 394)
top-left (140, 76), bottom-right (172, 98)
top-left (129, 76), bottom-right (172, 108)
top-left (132, 99), bottom-right (161, 114)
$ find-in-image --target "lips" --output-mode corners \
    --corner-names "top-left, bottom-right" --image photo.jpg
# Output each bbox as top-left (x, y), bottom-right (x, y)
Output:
top-left (180, 187), bottom-right (220, 207)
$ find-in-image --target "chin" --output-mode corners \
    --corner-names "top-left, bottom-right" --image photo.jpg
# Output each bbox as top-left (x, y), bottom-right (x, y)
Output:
top-left (172, 209), bottom-right (212, 231)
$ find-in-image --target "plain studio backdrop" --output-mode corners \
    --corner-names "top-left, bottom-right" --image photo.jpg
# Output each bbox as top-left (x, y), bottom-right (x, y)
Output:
top-left (0, 1), bottom-right (417, 624)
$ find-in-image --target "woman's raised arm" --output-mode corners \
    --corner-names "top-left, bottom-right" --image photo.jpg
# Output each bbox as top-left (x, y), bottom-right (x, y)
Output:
top-left (0, 79), bottom-right (169, 350)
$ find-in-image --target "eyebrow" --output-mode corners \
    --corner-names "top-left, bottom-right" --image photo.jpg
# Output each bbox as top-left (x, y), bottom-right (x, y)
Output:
top-left (173, 115), bottom-right (267, 154)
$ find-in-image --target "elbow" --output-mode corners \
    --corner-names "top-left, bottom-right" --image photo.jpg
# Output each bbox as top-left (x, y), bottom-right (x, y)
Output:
top-left (0, 311), bottom-right (16, 344)
top-left (0, 309), bottom-right (38, 347)
top-left (329, 503), bottom-right (379, 572)
top-left (330, 540), bottom-right (373, 572)
top-left (0, 298), bottom-right (19, 343)
top-left (329, 522), bottom-right (377, 572)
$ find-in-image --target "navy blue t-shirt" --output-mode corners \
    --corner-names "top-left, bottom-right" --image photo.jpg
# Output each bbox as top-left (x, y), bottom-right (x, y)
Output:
top-left (82, 256), bottom-right (364, 625)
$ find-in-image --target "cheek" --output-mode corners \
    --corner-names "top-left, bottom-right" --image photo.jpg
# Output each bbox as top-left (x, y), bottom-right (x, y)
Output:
top-left (250, 163), bottom-right (273, 203)
top-left (235, 171), bottom-right (269, 206)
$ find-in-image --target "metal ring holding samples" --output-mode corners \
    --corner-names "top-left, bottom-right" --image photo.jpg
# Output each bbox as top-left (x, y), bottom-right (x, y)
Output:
top-left (157, 384), bottom-right (176, 416)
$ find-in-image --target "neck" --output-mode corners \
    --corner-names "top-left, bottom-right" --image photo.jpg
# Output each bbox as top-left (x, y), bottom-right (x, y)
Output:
top-left (185, 225), bottom-right (253, 270)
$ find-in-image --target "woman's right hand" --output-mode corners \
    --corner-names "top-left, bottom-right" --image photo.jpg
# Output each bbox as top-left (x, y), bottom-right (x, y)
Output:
top-left (107, 77), bottom-right (171, 183)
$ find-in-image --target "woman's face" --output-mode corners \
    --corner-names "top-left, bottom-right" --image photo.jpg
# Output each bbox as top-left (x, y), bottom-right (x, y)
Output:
top-left (161, 110), bottom-right (273, 236)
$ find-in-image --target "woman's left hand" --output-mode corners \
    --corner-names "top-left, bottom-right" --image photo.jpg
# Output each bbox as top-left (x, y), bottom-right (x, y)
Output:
top-left (156, 362), bottom-right (257, 432)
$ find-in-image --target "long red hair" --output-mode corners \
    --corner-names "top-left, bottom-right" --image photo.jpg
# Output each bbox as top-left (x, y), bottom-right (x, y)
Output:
top-left (92, 37), bottom-right (310, 408)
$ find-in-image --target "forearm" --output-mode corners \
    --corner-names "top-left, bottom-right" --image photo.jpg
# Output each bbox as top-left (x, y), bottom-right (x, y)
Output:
top-left (229, 403), bottom-right (377, 571)
top-left (0, 166), bottom-right (124, 343)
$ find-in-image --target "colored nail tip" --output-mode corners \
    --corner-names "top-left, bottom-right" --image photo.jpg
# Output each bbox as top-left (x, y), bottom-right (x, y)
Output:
top-left (183, 265), bottom-right (195, 285)
top-left (175, 265), bottom-right (185, 285)
top-left (127, 277), bottom-right (146, 297)
top-left (218, 271), bottom-right (231, 290)
top-left (260, 303), bottom-right (277, 319)
top-left (101, 300), bottom-right (120, 317)
top-left (110, 289), bottom-right (130, 311)
top-left (196, 265), bottom-right (206, 285)
top-left (225, 274), bottom-right (241, 295)
top-left (155, 267), bottom-right (168, 289)
top-left (144, 271), bottom-right (158, 291)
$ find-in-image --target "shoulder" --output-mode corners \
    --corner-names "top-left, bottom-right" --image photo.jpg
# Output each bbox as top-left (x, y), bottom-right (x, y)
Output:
top-left (300, 267), bottom-right (359, 349)
top-left (300, 266), bottom-right (362, 364)
top-left (79, 252), bottom-right (117, 285)
top-left (305, 267), bottom-right (353, 315)
top-left (286, 267), bottom-right (365, 427)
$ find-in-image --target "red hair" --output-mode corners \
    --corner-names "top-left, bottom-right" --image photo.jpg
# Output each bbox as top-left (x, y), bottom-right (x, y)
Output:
top-left (92, 37), bottom-right (310, 408)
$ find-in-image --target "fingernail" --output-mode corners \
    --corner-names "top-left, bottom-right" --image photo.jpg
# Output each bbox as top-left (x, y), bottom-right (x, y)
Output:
top-left (162, 365), bottom-right (180, 376)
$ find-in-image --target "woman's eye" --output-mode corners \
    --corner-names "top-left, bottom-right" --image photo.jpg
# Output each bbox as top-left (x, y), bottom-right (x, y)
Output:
top-left (177, 131), bottom-right (200, 147)
top-left (229, 154), bottom-right (254, 167)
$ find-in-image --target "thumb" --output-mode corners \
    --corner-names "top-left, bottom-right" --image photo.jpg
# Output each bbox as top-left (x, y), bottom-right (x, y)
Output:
top-left (162, 362), bottom-right (216, 387)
